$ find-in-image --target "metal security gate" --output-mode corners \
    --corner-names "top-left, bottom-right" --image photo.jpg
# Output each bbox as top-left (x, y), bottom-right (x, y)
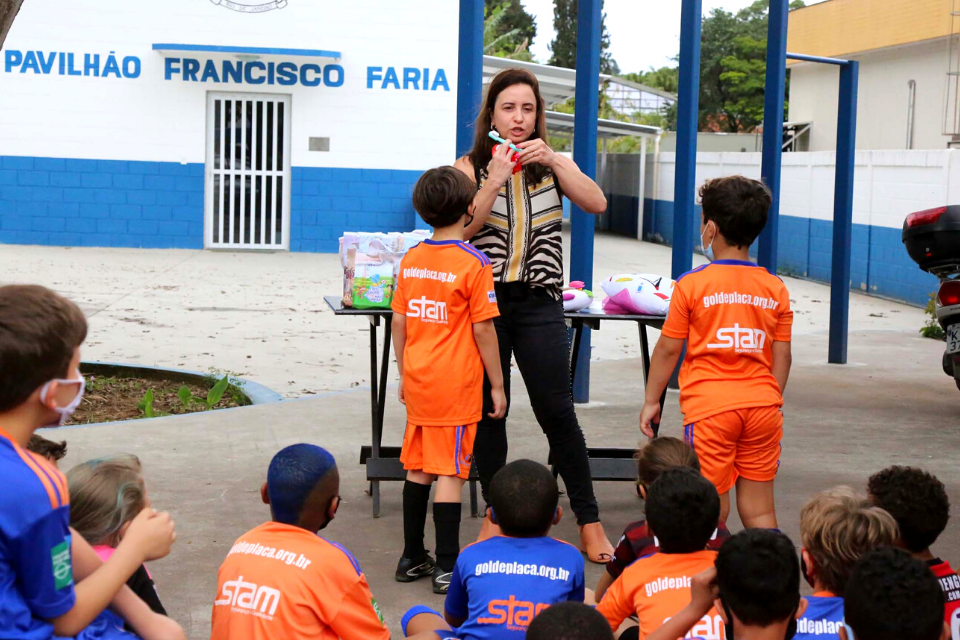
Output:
top-left (205, 92), bottom-right (291, 249)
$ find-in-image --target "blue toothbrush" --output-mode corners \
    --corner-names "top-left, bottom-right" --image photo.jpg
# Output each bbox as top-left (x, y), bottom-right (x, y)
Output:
top-left (488, 130), bottom-right (523, 154)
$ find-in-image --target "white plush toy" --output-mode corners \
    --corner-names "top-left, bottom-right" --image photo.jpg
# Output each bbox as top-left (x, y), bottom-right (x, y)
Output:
top-left (600, 273), bottom-right (675, 316)
top-left (562, 281), bottom-right (594, 312)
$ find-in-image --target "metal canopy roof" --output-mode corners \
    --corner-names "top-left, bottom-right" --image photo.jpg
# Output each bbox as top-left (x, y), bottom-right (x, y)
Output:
top-left (483, 56), bottom-right (662, 140)
top-left (545, 110), bottom-right (660, 140)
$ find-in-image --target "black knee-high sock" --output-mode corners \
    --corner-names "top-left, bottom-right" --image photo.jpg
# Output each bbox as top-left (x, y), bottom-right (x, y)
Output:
top-left (434, 502), bottom-right (462, 573)
top-left (402, 481), bottom-right (432, 560)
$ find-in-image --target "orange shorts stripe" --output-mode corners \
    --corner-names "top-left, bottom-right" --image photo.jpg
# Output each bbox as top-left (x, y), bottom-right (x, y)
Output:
top-left (400, 423), bottom-right (477, 480)
top-left (684, 405), bottom-right (783, 495)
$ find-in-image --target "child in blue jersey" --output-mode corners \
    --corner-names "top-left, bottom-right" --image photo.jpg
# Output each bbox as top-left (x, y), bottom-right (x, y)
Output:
top-left (843, 547), bottom-right (949, 640)
top-left (795, 487), bottom-right (898, 640)
top-left (0, 285), bottom-right (184, 640)
top-left (401, 459), bottom-right (585, 640)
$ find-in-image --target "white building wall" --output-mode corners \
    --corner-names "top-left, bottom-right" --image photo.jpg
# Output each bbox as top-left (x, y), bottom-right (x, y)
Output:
top-left (789, 37), bottom-right (954, 152)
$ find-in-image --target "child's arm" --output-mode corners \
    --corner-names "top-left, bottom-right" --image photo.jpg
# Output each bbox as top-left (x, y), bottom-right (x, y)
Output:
top-left (51, 509), bottom-right (175, 637)
top-left (644, 567), bottom-right (717, 640)
top-left (594, 573), bottom-right (634, 631)
top-left (473, 319), bottom-right (506, 418)
top-left (639, 336), bottom-right (685, 437)
top-left (772, 340), bottom-right (792, 393)
top-left (392, 312), bottom-right (407, 404)
top-left (595, 570), bottom-right (615, 602)
top-left (327, 578), bottom-right (390, 640)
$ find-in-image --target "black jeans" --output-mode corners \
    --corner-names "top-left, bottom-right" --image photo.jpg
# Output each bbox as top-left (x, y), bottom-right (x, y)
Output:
top-left (475, 282), bottom-right (600, 525)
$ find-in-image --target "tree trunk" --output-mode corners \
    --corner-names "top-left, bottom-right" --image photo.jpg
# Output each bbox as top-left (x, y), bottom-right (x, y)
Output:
top-left (0, 0), bottom-right (26, 50)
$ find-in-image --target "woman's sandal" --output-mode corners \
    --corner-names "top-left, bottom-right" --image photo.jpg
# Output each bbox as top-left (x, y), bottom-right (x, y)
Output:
top-left (579, 522), bottom-right (615, 564)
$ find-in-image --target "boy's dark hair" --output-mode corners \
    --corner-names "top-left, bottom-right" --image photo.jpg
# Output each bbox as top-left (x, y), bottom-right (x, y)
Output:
top-left (412, 166), bottom-right (476, 229)
top-left (645, 467), bottom-right (720, 553)
top-left (699, 175), bottom-right (771, 248)
top-left (527, 601), bottom-right (614, 640)
top-left (489, 459), bottom-right (558, 537)
top-left (27, 434), bottom-right (68, 462)
top-left (637, 436), bottom-right (700, 492)
top-left (868, 466), bottom-right (949, 554)
top-left (845, 547), bottom-right (945, 640)
top-left (716, 529), bottom-right (800, 626)
top-left (0, 285), bottom-right (87, 413)
top-left (267, 444), bottom-right (338, 526)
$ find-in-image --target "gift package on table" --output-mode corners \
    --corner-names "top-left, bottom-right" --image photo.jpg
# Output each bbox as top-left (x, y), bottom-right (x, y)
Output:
top-left (340, 231), bottom-right (431, 309)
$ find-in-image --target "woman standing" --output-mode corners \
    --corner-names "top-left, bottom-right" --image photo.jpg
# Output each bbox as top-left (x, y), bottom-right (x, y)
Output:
top-left (454, 68), bottom-right (613, 562)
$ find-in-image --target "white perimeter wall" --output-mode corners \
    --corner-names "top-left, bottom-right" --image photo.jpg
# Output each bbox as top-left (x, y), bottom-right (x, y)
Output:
top-left (0, 0), bottom-right (459, 171)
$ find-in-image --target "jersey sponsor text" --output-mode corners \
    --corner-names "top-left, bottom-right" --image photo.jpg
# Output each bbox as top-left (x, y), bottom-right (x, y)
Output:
top-left (215, 575), bottom-right (281, 619)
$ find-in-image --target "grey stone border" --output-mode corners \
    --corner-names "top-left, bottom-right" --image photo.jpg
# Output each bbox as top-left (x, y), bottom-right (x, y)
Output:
top-left (80, 360), bottom-right (284, 406)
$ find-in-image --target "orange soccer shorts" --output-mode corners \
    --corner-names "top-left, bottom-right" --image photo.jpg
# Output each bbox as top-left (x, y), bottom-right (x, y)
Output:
top-left (400, 423), bottom-right (477, 480)
top-left (683, 406), bottom-right (783, 495)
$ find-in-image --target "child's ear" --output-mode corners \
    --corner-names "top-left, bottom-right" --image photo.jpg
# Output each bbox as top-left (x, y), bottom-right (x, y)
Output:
top-left (801, 549), bottom-right (816, 582)
top-left (260, 482), bottom-right (270, 505)
top-left (796, 597), bottom-right (809, 619)
top-left (714, 598), bottom-right (727, 624)
top-left (839, 625), bottom-right (850, 640)
top-left (119, 520), bottom-right (132, 542)
top-left (552, 506), bottom-right (563, 526)
top-left (326, 495), bottom-right (340, 522)
top-left (639, 485), bottom-right (647, 500)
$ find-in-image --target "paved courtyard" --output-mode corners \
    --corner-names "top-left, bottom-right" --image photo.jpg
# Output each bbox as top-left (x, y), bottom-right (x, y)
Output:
top-left (3, 233), bottom-right (958, 638)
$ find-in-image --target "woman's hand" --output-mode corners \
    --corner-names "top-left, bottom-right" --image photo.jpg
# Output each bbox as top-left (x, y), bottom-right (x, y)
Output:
top-left (486, 139), bottom-right (517, 187)
top-left (517, 138), bottom-right (557, 168)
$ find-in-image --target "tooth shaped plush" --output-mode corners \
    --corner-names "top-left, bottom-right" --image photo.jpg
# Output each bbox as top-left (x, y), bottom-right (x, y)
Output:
top-left (562, 280), bottom-right (594, 312)
top-left (600, 273), bottom-right (675, 316)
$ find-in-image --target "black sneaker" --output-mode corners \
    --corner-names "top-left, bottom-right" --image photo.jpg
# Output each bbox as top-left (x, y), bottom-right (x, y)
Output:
top-left (395, 554), bottom-right (436, 583)
top-left (432, 569), bottom-right (453, 594)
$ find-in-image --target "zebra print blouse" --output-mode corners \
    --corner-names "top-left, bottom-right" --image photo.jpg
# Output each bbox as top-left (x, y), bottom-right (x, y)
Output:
top-left (471, 166), bottom-right (564, 297)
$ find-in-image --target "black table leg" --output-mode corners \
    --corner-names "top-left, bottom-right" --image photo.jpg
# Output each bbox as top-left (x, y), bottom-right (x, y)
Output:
top-left (367, 316), bottom-right (382, 517)
top-left (639, 323), bottom-right (665, 437)
top-left (569, 319), bottom-right (584, 387)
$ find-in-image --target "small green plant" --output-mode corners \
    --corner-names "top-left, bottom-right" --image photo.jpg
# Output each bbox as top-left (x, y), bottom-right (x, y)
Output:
top-left (178, 375), bottom-right (233, 410)
top-left (921, 292), bottom-right (946, 341)
top-left (136, 389), bottom-right (166, 418)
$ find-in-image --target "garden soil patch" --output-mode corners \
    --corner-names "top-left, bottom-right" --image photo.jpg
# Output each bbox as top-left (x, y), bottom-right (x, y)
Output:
top-left (68, 376), bottom-right (245, 424)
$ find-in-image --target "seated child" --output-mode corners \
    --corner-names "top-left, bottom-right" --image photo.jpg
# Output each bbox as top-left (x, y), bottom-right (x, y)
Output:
top-left (795, 487), bottom-right (898, 640)
top-left (844, 547), bottom-right (949, 640)
top-left (401, 459), bottom-right (585, 640)
top-left (67, 455), bottom-right (167, 617)
top-left (0, 284), bottom-right (182, 640)
top-left (643, 529), bottom-right (808, 640)
top-left (596, 467), bottom-right (723, 640)
top-left (596, 437), bottom-right (731, 602)
top-left (210, 443), bottom-right (389, 640)
top-left (27, 433), bottom-right (67, 468)
top-left (527, 601), bottom-right (614, 640)
top-left (868, 466), bottom-right (960, 633)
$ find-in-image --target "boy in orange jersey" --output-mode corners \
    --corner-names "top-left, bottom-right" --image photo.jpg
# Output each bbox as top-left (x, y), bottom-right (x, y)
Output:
top-left (392, 166), bottom-right (506, 594)
top-left (640, 176), bottom-right (793, 529)
top-left (210, 443), bottom-right (389, 640)
top-left (0, 284), bottom-right (183, 640)
top-left (597, 468), bottom-right (723, 640)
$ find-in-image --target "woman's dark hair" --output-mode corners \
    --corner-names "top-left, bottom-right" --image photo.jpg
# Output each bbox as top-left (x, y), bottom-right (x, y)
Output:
top-left (466, 67), bottom-right (550, 185)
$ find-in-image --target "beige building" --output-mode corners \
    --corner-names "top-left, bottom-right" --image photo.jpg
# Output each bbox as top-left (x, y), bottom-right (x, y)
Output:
top-left (787, 0), bottom-right (959, 151)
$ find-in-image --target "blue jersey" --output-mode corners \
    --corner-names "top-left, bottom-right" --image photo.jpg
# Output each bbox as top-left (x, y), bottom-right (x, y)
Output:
top-left (0, 429), bottom-right (75, 640)
top-left (795, 594), bottom-right (845, 640)
top-left (444, 536), bottom-right (585, 640)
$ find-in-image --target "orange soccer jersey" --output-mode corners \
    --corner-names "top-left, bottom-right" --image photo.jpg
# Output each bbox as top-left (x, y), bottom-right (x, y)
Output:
top-left (661, 260), bottom-right (793, 424)
top-left (210, 522), bottom-right (389, 640)
top-left (391, 239), bottom-right (499, 426)
top-left (597, 550), bottom-right (724, 640)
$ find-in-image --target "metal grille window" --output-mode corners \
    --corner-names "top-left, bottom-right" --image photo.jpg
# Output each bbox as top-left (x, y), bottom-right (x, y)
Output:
top-left (205, 93), bottom-right (291, 249)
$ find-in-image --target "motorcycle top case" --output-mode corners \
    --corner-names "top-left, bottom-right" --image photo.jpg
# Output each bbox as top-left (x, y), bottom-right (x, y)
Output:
top-left (902, 205), bottom-right (960, 273)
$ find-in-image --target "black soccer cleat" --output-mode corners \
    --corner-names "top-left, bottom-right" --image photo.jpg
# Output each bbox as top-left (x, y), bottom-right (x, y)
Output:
top-left (395, 554), bottom-right (436, 583)
top-left (432, 569), bottom-right (453, 594)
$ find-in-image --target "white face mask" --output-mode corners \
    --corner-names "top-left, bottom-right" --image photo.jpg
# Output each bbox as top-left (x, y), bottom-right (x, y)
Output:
top-left (39, 375), bottom-right (86, 426)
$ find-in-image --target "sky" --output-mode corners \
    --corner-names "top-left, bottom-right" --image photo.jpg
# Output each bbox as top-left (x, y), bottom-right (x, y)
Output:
top-left (521, 0), bottom-right (824, 74)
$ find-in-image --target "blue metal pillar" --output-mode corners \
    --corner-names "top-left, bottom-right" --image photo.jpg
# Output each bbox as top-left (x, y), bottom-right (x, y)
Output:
top-left (570, 0), bottom-right (602, 403)
top-left (758, 0), bottom-right (789, 272)
top-left (456, 0), bottom-right (484, 159)
top-left (829, 61), bottom-right (859, 364)
top-left (672, 0), bottom-right (703, 279)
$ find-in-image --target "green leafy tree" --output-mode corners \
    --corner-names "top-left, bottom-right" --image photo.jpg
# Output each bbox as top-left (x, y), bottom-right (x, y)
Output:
top-left (548, 0), bottom-right (619, 75)
top-left (484, 1), bottom-right (538, 62)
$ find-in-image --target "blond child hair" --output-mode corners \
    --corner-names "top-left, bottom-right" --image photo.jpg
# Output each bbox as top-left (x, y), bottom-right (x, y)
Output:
top-left (800, 486), bottom-right (899, 594)
top-left (67, 455), bottom-right (148, 547)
